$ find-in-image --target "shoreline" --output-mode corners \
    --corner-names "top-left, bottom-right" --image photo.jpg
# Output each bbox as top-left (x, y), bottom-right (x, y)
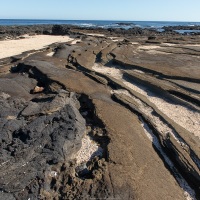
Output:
top-left (1, 24), bottom-right (200, 41)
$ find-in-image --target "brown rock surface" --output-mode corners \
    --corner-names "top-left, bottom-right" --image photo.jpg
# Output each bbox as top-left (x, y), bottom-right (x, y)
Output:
top-left (0, 32), bottom-right (199, 200)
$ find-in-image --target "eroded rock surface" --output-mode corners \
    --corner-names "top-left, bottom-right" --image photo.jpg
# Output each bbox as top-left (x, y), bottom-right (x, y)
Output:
top-left (0, 90), bottom-right (86, 199)
top-left (0, 29), bottom-right (200, 200)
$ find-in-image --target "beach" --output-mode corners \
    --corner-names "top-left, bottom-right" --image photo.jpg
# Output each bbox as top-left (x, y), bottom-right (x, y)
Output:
top-left (0, 34), bottom-right (73, 59)
top-left (0, 24), bottom-right (200, 200)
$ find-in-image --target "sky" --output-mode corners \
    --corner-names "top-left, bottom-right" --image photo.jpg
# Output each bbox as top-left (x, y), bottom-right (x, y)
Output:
top-left (0, 0), bottom-right (200, 22)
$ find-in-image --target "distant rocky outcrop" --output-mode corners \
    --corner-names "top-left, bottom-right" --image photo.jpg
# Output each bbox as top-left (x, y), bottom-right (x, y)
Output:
top-left (115, 22), bottom-right (136, 26)
top-left (51, 25), bottom-right (70, 35)
top-left (163, 25), bottom-right (200, 30)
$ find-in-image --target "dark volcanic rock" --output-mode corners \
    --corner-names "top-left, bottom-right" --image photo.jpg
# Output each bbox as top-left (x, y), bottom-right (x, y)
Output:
top-left (115, 22), bottom-right (135, 26)
top-left (0, 24), bottom-right (164, 40)
top-left (0, 90), bottom-right (85, 199)
top-left (52, 25), bottom-right (70, 35)
top-left (163, 25), bottom-right (200, 31)
top-left (107, 27), bottom-right (158, 36)
top-left (0, 25), bottom-right (52, 39)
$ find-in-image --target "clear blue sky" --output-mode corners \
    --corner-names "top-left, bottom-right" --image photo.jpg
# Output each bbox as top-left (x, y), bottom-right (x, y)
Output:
top-left (1, 0), bottom-right (200, 22)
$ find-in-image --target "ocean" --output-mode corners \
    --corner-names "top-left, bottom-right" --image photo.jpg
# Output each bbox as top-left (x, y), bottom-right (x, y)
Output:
top-left (1, 19), bottom-right (200, 28)
top-left (1, 19), bottom-right (200, 32)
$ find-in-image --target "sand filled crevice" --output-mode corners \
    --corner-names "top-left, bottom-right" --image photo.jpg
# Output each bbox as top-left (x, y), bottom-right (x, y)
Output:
top-left (140, 118), bottom-right (196, 200)
top-left (75, 133), bottom-right (103, 165)
top-left (122, 77), bottom-right (200, 137)
top-left (123, 80), bottom-right (200, 138)
top-left (74, 94), bottom-right (109, 178)
top-left (111, 89), bottom-right (188, 148)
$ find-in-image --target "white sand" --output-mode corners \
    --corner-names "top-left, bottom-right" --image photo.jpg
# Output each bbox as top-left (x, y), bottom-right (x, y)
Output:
top-left (93, 63), bottom-right (123, 79)
top-left (46, 52), bottom-right (55, 57)
top-left (138, 45), bottom-right (161, 50)
top-left (71, 39), bottom-right (81, 44)
top-left (131, 42), bottom-right (139, 45)
top-left (0, 35), bottom-right (73, 59)
top-left (75, 134), bottom-right (103, 165)
top-left (138, 45), bottom-right (170, 54)
top-left (108, 37), bottom-right (124, 42)
top-left (85, 33), bottom-right (105, 37)
top-left (185, 44), bottom-right (200, 47)
top-left (162, 43), bottom-right (177, 46)
top-left (147, 50), bottom-right (170, 55)
top-left (133, 69), bottom-right (144, 74)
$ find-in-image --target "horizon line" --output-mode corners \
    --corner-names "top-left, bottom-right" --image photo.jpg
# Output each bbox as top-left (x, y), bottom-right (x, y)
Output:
top-left (0, 18), bottom-right (200, 23)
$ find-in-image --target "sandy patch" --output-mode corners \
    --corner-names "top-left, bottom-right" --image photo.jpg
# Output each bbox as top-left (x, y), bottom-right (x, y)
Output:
top-left (131, 42), bottom-right (139, 45)
top-left (108, 37), bottom-right (118, 40)
top-left (93, 63), bottom-right (122, 79)
top-left (75, 134), bottom-right (103, 165)
top-left (138, 45), bottom-right (169, 54)
top-left (46, 52), bottom-right (55, 57)
top-left (85, 33), bottom-right (105, 37)
top-left (71, 39), bottom-right (81, 44)
top-left (133, 69), bottom-right (144, 74)
top-left (147, 50), bottom-right (171, 55)
top-left (0, 35), bottom-right (73, 59)
top-left (138, 45), bottom-right (161, 50)
top-left (185, 44), bottom-right (200, 47)
top-left (162, 43), bottom-right (177, 46)
top-left (108, 37), bottom-right (124, 42)
top-left (112, 39), bottom-right (123, 42)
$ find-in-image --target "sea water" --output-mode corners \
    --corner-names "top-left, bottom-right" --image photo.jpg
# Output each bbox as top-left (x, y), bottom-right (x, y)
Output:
top-left (0, 19), bottom-right (200, 32)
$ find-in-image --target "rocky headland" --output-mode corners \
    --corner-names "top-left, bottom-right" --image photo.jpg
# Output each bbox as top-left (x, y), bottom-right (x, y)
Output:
top-left (0, 25), bottom-right (200, 200)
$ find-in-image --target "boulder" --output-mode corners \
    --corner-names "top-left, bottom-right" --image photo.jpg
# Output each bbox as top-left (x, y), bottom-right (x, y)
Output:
top-left (0, 91), bottom-right (86, 198)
